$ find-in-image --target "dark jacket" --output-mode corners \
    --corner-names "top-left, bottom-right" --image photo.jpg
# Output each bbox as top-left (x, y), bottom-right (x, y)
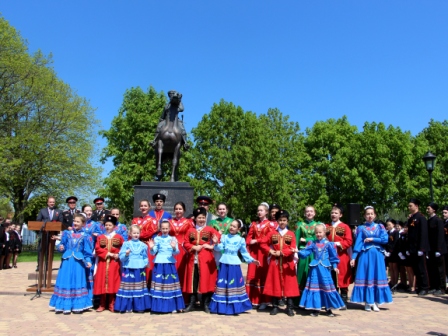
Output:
top-left (90, 209), bottom-right (110, 222)
top-left (61, 209), bottom-right (80, 230)
top-left (407, 212), bottom-right (430, 253)
top-left (36, 208), bottom-right (63, 222)
top-left (428, 215), bottom-right (447, 254)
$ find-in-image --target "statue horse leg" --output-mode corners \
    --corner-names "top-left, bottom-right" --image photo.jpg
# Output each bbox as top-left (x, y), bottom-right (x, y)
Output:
top-left (155, 140), bottom-right (164, 181)
top-left (170, 141), bottom-right (182, 182)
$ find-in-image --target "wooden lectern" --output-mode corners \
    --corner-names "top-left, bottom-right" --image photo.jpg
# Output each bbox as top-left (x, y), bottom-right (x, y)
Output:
top-left (26, 221), bottom-right (63, 294)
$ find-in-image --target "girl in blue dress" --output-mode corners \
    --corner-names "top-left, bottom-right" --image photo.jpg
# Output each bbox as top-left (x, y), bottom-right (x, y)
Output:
top-left (80, 206), bottom-right (102, 302)
top-left (350, 206), bottom-right (393, 312)
top-left (209, 219), bottom-right (260, 315)
top-left (114, 225), bottom-right (152, 313)
top-left (297, 224), bottom-right (346, 317)
top-left (148, 219), bottom-right (185, 313)
top-left (49, 214), bottom-right (93, 314)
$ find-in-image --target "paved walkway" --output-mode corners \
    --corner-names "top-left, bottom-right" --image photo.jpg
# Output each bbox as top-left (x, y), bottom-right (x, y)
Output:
top-left (0, 262), bottom-right (447, 336)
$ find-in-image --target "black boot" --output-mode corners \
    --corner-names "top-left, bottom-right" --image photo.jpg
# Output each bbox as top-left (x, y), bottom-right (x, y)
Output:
top-left (203, 293), bottom-right (211, 314)
top-left (340, 288), bottom-right (348, 302)
top-left (286, 298), bottom-right (295, 317)
top-left (184, 294), bottom-right (196, 313)
top-left (270, 298), bottom-right (279, 315)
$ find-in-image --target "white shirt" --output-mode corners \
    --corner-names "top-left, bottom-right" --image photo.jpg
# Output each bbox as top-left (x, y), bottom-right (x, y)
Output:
top-left (331, 221), bottom-right (341, 227)
top-left (278, 227), bottom-right (288, 237)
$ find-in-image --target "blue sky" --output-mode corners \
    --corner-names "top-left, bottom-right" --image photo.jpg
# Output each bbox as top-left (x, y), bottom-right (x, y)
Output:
top-left (2, 1), bottom-right (447, 175)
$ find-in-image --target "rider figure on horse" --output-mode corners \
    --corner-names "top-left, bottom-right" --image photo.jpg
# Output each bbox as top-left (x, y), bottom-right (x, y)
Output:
top-left (150, 90), bottom-right (189, 150)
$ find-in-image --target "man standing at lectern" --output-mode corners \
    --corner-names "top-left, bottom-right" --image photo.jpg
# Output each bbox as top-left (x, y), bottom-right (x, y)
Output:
top-left (37, 196), bottom-right (63, 223)
top-left (36, 196), bottom-right (62, 271)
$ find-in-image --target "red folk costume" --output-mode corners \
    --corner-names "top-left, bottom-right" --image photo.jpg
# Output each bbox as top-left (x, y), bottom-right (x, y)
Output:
top-left (245, 219), bottom-right (278, 305)
top-left (182, 226), bottom-right (219, 294)
top-left (132, 215), bottom-right (159, 280)
top-left (169, 217), bottom-right (194, 287)
top-left (325, 222), bottom-right (353, 288)
top-left (94, 233), bottom-right (124, 295)
top-left (261, 229), bottom-right (300, 298)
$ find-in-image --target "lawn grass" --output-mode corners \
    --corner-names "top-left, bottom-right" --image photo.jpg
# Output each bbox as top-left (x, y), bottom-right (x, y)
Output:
top-left (18, 251), bottom-right (62, 263)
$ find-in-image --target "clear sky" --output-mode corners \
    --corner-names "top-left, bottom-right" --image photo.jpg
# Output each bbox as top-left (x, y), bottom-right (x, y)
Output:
top-left (2, 1), bottom-right (447, 175)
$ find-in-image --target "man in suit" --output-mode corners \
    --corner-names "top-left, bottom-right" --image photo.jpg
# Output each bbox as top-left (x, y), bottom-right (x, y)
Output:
top-left (37, 196), bottom-right (63, 223)
top-left (91, 197), bottom-right (110, 222)
top-left (35, 196), bottom-right (63, 271)
top-left (61, 196), bottom-right (80, 230)
top-left (196, 196), bottom-right (217, 227)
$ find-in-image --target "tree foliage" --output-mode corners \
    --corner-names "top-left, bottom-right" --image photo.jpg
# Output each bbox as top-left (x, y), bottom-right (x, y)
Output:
top-left (0, 16), bottom-right (101, 221)
top-left (189, 101), bottom-right (305, 223)
top-left (102, 85), bottom-right (448, 224)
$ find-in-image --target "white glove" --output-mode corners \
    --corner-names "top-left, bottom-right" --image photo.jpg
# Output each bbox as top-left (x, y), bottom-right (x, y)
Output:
top-left (418, 251), bottom-right (423, 257)
top-left (384, 252), bottom-right (390, 257)
top-left (406, 251), bottom-right (410, 256)
top-left (435, 252), bottom-right (441, 257)
top-left (335, 242), bottom-right (342, 247)
top-left (398, 252), bottom-right (405, 260)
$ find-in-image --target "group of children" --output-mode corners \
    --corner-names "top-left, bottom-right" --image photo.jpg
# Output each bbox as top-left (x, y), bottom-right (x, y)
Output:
top-left (245, 203), bottom-right (392, 317)
top-left (0, 219), bottom-right (22, 270)
top-left (47, 197), bottom-right (396, 317)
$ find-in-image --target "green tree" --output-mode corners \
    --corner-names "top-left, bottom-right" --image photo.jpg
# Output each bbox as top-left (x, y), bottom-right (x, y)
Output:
top-left (349, 122), bottom-right (414, 214)
top-left (190, 101), bottom-right (305, 223)
top-left (412, 119), bottom-right (448, 206)
top-left (303, 116), bottom-right (360, 221)
top-left (0, 16), bottom-right (101, 222)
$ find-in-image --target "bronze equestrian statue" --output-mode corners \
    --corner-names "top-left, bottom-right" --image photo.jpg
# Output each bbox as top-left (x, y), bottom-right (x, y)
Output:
top-left (150, 90), bottom-right (188, 182)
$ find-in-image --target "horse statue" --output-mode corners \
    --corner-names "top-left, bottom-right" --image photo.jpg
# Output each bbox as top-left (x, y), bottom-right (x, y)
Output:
top-left (150, 90), bottom-right (189, 182)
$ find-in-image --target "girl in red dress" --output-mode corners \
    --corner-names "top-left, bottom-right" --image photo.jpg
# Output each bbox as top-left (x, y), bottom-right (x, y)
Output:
top-left (94, 215), bottom-right (124, 312)
top-left (132, 199), bottom-right (158, 283)
top-left (261, 210), bottom-right (299, 316)
top-left (183, 207), bottom-right (219, 313)
top-left (169, 202), bottom-right (194, 290)
top-left (246, 202), bottom-right (278, 309)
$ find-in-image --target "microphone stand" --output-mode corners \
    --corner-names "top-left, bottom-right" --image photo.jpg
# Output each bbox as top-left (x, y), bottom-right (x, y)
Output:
top-left (30, 220), bottom-right (47, 300)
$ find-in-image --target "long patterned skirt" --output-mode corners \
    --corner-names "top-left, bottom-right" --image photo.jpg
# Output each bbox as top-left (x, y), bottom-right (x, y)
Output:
top-left (149, 263), bottom-right (185, 313)
top-left (210, 263), bottom-right (252, 315)
top-left (114, 268), bottom-right (151, 312)
top-left (351, 248), bottom-right (393, 305)
top-left (49, 257), bottom-right (92, 313)
top-left (299, 264), bottom-right (346, 310)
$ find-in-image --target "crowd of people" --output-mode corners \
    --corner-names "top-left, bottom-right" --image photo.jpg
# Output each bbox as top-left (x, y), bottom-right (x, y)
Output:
top-left (0, 218), bottom-right (22, 270)
top-left (28, 194), bottom-right (448, 316)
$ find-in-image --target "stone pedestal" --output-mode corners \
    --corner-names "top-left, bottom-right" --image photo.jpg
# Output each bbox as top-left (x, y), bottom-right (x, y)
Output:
top-left (133, 181), bottom-right (194, 217)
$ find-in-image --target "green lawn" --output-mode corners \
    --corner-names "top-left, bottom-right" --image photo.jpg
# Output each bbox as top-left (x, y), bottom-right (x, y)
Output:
top-left (18, 251), bottom-right (62, 263)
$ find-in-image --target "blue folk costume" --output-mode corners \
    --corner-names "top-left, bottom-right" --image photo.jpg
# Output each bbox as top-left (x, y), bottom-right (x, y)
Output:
top-left (149, 235), bottom-right (185, 312)
top-left (298, 238), bottom-right (346, 310)
top-left (114, 239), bottom-right (152, 312)
top-left (209, 233), bottom-right (255, 315)
top-left (350, 222), bottom-right (393, 305)
top-left (83, 219), bottom-right (102, 300)
top-left (49, 229), bottom-right (93, 313)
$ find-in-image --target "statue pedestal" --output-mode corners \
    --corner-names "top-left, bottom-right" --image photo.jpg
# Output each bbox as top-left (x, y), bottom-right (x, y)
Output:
top-left (133, 181), bottom-right (194, 217)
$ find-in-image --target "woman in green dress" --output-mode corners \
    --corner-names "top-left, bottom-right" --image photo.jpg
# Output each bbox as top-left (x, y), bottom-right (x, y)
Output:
top-left (295, 206), bottom-right (320, 291)
top-left (210, 203), bottom-right (233, 234)
top-left (210, 203), bottom-right (233, 266)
